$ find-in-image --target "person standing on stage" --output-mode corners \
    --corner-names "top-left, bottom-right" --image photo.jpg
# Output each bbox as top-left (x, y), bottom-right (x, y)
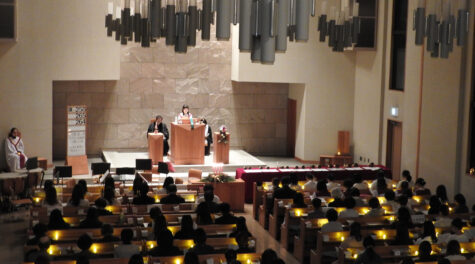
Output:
top-left (5, 127), bottom-right (27, 172)
top-left (202, 118), bottom-right (213, 156)
top-left (178, 104), bottom-right (192, 120)
top-left (147, 115), bottom-right (169, 156)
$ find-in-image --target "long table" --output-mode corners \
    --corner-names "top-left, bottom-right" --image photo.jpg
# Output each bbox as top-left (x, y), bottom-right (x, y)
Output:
top-left (235, 166), bottom-right (391, 203)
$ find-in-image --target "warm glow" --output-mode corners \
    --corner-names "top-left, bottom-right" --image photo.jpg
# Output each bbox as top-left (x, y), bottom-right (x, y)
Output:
top-left (175, 259), bottom-right (181, 264)
top-left (34, 197), bottom-right (40, 203)
top-left (247, 259), bottom-right (251, 264)
top-left (414, 250), bottom-right (419, 256)
top-left (361, 208), bottom-right (369, 215)
top-left (317, 219), bottom-right (329, 227)
top-left (377, 197), bottom-right (386, 204)
top-left (92, 245), bottom-right (98, 254)
top-left (388, 216), bottom-right (395, 221)
top-left (337, 152), bottom-right (341, 155)
top-left (295, 210), bottom-right (302, 217)
top-left (48, 248), bottom-right (53, 255)
top-left (413, 197), bottom-right (421, 203)
top-left (353, 254), bottom-right (358, 259)
top-left (54, 231), bottom-right (59, 240)
top-left (392, 184), bottom-right (396, 189)
top-left (340, 236), bottom-right (345, 241)
top-left (105, 206), bottom-right (114, 212)
top-left (449, 207), bottom-right (454, 212)
top-left (278, 183), bottom-right (283, 188)
top-left (461, 248), bottom-right (466, 253)
top-left (382, 234), bottom-right (387, 240)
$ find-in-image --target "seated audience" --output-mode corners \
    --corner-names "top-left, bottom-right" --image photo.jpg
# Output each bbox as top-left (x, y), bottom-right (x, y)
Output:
top-left (415, 241), bottom-right (437, 262)
top-left (321, 209), bottom-right (343, 233)
top-left (79, 207), bottom-right (103, 228)
top-left (434, 204), bottom-right (452, 228)
top-left (384, 190), bottom-right (400, 213)
top-left (308, 198), bottom-right (325, 219)
top-left (454, 193), bottom-right (469, 214)
top-left (339, 197), bottom-right (359, 218)
top-left (149, 229), bottom-right (182, 256)
top-left (78, 179), bottom-right (88, 196)
top-left (350, 187), bottom-right (365, 207)
top-left (25, 236), bottom-right (52, 262)
top-left (48, 209), bottom-right (70, 230)
top-left (224, 249), bottom-right (238, 264)
top-left (342, 179), bottom-right (354, 197)
top-left (235, 232), bottom-right (253, 253)
top-left (195, 202), bottom-right (214, 225)
top-left (326, 174), bottom-right (340, 191)
top-left (291, 193), bottom-right (307, 209)
top-left (302, 173), bottom-right (316, 192)
top-left (132, 182), bottom-right (155, 205)
top-left (42, 187), bottom-right (62, 213)
top-left (99, 224), bottom-right (120, 242)
top-left (230, 216), bottom-right (252, 238)
top-left (261, 249), bottom-right (278, 264)
top-left (289, 173), bottom-right (301, 191)
top-left (114, 229), bottom-right (140, 258)
top-left (340, 222), bottom-right (363, 249)
top-left (68, 184), bottom-right (90, 207)
top-left (27, 223), bottom-right (48, 245)
top-left (397, 195), bottom-right (414, 215)
top-left (396, 170), bottom-right (412, 189)
top-left (328, 188), bottom-right (346, 207)
top-left (128, 254), bottom-right (144, 264)
top-left (153, 215), bottom-right (168, 241)
top-left (428, 195), bottom-right (442, 215)
top-left (395, 207), bottom-right (414, 228)
top-left (184, 251), bottom-right (200, 264)
top-left (158, 176), bottom-right (175, 194)
top-left (174, 215), bottom-right (195, 239)
top-left (438, 218), bottom-right (470, 243)
top-left (316, 179), bottom-right (331, 197)
top-left (74, 234), bottom-right (96, 260)
top-left (43, 180), bottom-right (54, 192)
top-left (268, 177), bottom-right (281, 192)
top-left (188, 228), bottom-right (214, 255)
top-left (355, 236), bottom-right (382, 264)
top-left (367, 197), bottom-right (384, 217)
top-left (202, 191), bottom-right (220, 213)
top-left (215, 203), bottom-right (238, 224)
top-left (160, 184), bottom-right (185, 204)
top-left (371, 176), bottom-right (388, 197)
top-left (103, 186), bottom-right (120, 206)
top-left (94, 198), bottom-right (112, 216)
top-left (396, 181), bottom-right (412, 197)
top-left (132, 174), bottom-right (143, 196)
top-left (197, 184), bottom-right (221, 203)
top-left (352, 174), bottom-right (369, 191)
top-left (445, 240), bottom-right (467, 261)
top-left (391, 221), bottom-right (414, 246)
top-left (414, 178), bottom-right (431, 196)
top-left (435, 185), bottom-right (449, 204)
top-left (273, 176), bottom-right (297, 199)
top-left (415, 221), bottom-right (438, 244)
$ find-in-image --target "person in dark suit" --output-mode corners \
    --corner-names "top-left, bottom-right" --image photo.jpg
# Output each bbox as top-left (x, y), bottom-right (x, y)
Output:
top-left (215, 203), bottom-right (238, 224)
top-left (79, 207), bottom-right (103, 229)
top-left (147, 115), bottom-right (169, 156)
top-left (132, 182), bottom-right (155, 205)
top-left (94, 198), bottom-right (113, 216)
top-left (188, 228), bottom-right (215, 255)
top-left (160, 184), bottom-right (185, 204)
top-left (273, 176), bottom-right (297, 199)
top-left (202, 118), bottom-right (213, 156)
top-left (149, 229), bottom-right (183, 257)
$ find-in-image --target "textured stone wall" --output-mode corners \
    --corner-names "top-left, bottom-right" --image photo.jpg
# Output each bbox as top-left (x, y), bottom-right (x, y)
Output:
top-left (53, 33), bottom-right (288, 160)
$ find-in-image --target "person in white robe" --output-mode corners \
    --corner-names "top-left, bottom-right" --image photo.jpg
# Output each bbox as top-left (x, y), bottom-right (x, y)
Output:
top-left (5, 127), bottom-right (27, 172)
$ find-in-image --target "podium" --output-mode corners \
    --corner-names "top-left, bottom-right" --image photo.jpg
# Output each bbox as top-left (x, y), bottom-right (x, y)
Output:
top-left (170, 123), bottom-right (205, 165)
top-left (213, 132), bottom-right (230, 164)
top-left (148, 133), bottom-right (164, 165)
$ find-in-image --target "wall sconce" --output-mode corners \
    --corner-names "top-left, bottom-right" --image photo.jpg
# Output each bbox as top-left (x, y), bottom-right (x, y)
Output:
top-left (391, 106), bottom-right (399, 117)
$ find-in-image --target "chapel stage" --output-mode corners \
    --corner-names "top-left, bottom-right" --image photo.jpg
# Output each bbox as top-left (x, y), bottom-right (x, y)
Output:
top-left (102, 148), bottom-right (265, 174)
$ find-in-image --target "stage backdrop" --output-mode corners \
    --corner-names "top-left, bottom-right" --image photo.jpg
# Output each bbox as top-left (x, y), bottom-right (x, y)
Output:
top-left (53, 29), bottom-right (288, 160)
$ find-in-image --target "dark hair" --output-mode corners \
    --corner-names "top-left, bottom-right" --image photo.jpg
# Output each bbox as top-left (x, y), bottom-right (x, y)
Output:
top-left (77, 234), bottom-right (93, 251)
top-left (235, 216), bottom-right (249, 234)
top-left (70, 184), bottom-right (85, 206)
top-left (235, 231), bottom-right (249, 248)
top-left (45, 187), bottom-right (58, 205)
top-left (305, 173), bottom-right (314, 180)
top-left (368, 197), bottom-right (380, 209)
top-left (454, 193), bottom-right (466, 205)
top-left (327, 174), bottom-right (335, 181)
top-left (204, 191), bottom-right (214, 203)
top-left (353, 174), bottom-right (363, 183)
top-left (32, 223), bottom-right (48, 237)
top-left (182, 104), bottom-right (189, 114)
top-left (8, 127), bottom-right (17, 138)
top-left (49, 209), bottom-right (68, 228)
top-left (418, 241), bottom-right (432, 258)
top-left (326, 209), bottom-right (338, 222)
top-left (225, 249), bottom-right (237, 263)
top-left (203, 184), bottom-right (214, 193)
top-left (101, 224), bottom-right (114, 236)
top-left (281, 176), bottom-right (290, 186)
top-left (451, 218), bottom-right (464, 230)
top-left (446, 240), bottom-right (461, 256)
top-left (38, 236), bottom-right (51, 250)
top-left (376, 177), bottom-right (387, 194)
top-left (435, 185), bottom-right (448, 202)
top-left (397, 207), bottom-right (412, 225)
top-left (343, 179), bottom-right (354, 190)
top-left (104, 176), bottom-right (115, 189)
top-left (153, 215), bottom-right (168, 239)
top-left (155, 115), bottom-right (163, 120)
top-left (344, 196), bottom-right (356, 209)
top-left (362, 236), bottom-right (379, 261)
top-left (180, 215), bottom-right (194, 233)
top-left (349, 222), bottom-right (362, 241)
top-left (398, 195), bottom-right (409, 206)
top-left (312, 198), bottom-right (322, 210)
top-left (121, 228), bottom-right (134, 244)
top-left (384, 190), bottom-right (396, 201)
top-left (440, 204), bottom-right (449, 216)
top-left (261, 249), bottom-right (278, 264)
top-left (293, 193), bottom-right (306, 207)
top-left (44, 180), bottom-right (54, 192)
top-left (220, 203), bottom-right (231, 215)
top-left (95, 197), bottom-right (107, 209)
top-left (394, 222), bottom-right (413, 245)
top-left (157, 229), bottom-right (174, 248)
top-left (132, 174), bottom-right (143, 195)
top-left (166, 184), bottom-right (178, 194)
top-left (415, 178), bottom-right (426, 187)
top-left (76, 257), bottom-right (89, 264)
top-left (289, 173), bottom-right (299, 185)
top-left (421, 221), bottom-right (437, 242)
top-left (350, 187), bottom-right (360, 197)
top-left (196, 202), bottom-right (213, 225)
top-left (428, 195), bottom-right (441, 215)
top-left (193, 228), bottom-right (207, 245)
top-left (402, 170), bottom-right (412, 181)
top-left (86, 207), bottom-right (99, 222)
top-left (78, 180), bottom-right (88, 195)
top-left (316, 180), bottom-right (329, 193)
top-left (128, 254), bottom-right (144, 264)
top-left (149, 206), bottom-right (162, 219)
top-left (272, 177), bottom-right (280, 187)
top-left (184, 251), bottom-right (199, 264)
top-left (163, 177), bottom-right (174, 189)
top-left (139, 182), bottom-right (150, 197)
top-left (400, 181), bottom-right (409, 191)
top-left (103, 186), bottom-right (115, 205)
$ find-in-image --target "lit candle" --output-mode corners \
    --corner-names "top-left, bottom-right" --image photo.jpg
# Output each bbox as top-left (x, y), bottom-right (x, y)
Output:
top-left (54, 231), bottom-right (59, 240)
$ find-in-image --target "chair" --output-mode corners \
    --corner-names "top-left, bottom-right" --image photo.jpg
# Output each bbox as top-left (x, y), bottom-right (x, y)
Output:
top-left (188, 169), bottom-right (202, 180)
top-left (158, 162), bottom-right (169, 176)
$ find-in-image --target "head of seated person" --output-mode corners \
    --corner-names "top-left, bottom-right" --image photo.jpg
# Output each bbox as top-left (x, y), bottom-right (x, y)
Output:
top-left (149, 206), bottom-right (163, 220)
top-left (121, 228), bottom-right (134, 245)
top-left (289, 173), bottom-right (299, 186)
top-left (30, 223), bottom-right (48, 244)
top-left (203, 184), bottom-right (215, 195)
top-left (179, 214), bottom-right (195, 233)
top-left (369, 197), bottom-right (381, 210)
top-left (454, 193), bottom-right (468, 213)
top-left (417, 241), bottom-right (435, 261)
top-left (316, 180), bottom-right (330, 195)
top-left (385, 190), bottom-right (396, 202)
top-left (402, 170), bottom-right (412, 183)
top-left (195, 203), bottom-right (213, 225)
top-left (139, 182), bottom-right (150, 197)
top-left (396, 206), bottom-right (412, 225)
top-left (153, 215), bottom-right (168, 238)
top-left (376, 177), bottom-right (388, 195)
top-left (48, 209), bottom-right (69, 229)
top-left (44, 187), bottom-right (59, 206)
top-left (219, 202), bottom-right (231, 216)
top-left (393, 220), bottom-right (413, 245)
top-left (446, 240), bottom-right (463, 257)
top-left (193, 228), bottom-right (210, 247)
top-left (166, 184), bottom-right (178, 195)
top-left (305, 173), bottom-right (314, 183)
top-left (326, 208), bottom-right (338, 222)
top-left (225, 249), bottom-right (238, 264)
top-left (271, 177), bottom-right (280, 189)
top-left (104, 175), bottom-right (115, 190)
top-left (184, 251), bottom-right (199, 264)
top-left (128, 254), bottom-right (144, 264)
top-left (77, 234), bottom-right (93, 253)
top-left (103, 186), bottom-right (116, 205)
top-left (70, 184), bottom-right (87, 207)
top-left (343, 179), bottom-right (354, 192)
top-left (132, 174), bottom-right (144, 195)
top-left (80, 207), bottom-right (102, 228)
top-left (331, 188), bottom-right (344, 201)
top-left (43, 180), bottom-right (54, 192)
top-left (344, 196), bottom-right (356, 210)
top-left (235, 231), bottom-right (252, 252)
top-left (292, 193), bottom-right (306, 208)
top-left (94, 197), bottom-right (108, 210)
top-left (435, 185), bottom-right (448, 203)
top-left (204, 191), bottom-right (215, 203)
top-left (428, 195), bottom-right (442, 215)
top-left (280, 176), bottom-right (291, 188)
top-left (261, 249), bottom-right (278, 264)
top-left (101, 224), bottom-right (119, 242)
top-left (397, 195), bottom-right (410, 209)
top-left (450, 218), bottom-right (465, 234)
top-left (163, 176), bottom-right (174, 190)
top-left (78, 179), bottom-right (88, 195)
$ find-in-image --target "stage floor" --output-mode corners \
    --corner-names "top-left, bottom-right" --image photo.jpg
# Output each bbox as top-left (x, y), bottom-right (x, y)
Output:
top-left (102, 148), bottom-right (265, 173)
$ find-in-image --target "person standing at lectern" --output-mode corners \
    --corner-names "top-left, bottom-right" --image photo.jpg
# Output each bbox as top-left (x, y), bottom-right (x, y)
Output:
top-left (147, 115), bottom-right (169, 156)
top-left (5, 127), bottom-right (28, 172)
top-left (178, 104), bottom-right (192, 120)
top-left (202, 118), bottom-right (213, 156)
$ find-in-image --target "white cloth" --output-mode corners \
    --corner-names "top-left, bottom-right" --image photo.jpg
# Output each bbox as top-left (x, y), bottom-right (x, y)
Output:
top-left (339, 209), bottom-right (360, 218)
top-left (326, 182), bottom-right (340, 192)
top-left (5, 137), bottom-right (27, 172)
top-left (438, 233), bottom-right (470, 244)
top-left (445, 255), bottom-right (466, 261)
top-left (114, 244), bottom-right (140, 259)
top-left (352, 182), bottom-right (369, 191)
top-left (321, 221), bottom-right (343, 233)
top-left (178, 113), bottom-right (192, 120)
top-left (196, 194), bottom-right (221, 204)
top-left (303, 181), bottom-right (317, 192)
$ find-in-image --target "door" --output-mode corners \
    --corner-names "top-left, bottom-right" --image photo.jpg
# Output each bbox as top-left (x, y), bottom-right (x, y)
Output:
top-left (287, 99), bottom-right (297, 157)
top-left (386, 120), bottom-right (403, 180)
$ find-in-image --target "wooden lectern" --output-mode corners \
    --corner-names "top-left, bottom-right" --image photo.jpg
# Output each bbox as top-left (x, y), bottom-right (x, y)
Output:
top-left (170, 123), bottom-right (205, 165)
top-left (147, 133), bottom-right (164, 165)
top-left (213, 132), bottom-right (230, 164)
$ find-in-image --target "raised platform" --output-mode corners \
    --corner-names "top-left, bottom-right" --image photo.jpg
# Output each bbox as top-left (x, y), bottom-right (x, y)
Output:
top-left (102, 148), bottom-right (265, 173)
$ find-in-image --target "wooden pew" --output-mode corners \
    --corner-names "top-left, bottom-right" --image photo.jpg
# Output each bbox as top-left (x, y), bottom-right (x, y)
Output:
top-left (280, 207), bottom-right (311, 250)
top-left (268, 198), bottom-right (294, 240)
top-left (253, 182), bottom-right (264, 220)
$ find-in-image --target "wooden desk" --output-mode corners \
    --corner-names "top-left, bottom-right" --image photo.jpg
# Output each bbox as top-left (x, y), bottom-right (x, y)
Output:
top-left (319, 154), bottom-right (353, 166)
top-left (170, 123), bottom-right (205, 165)
top-left (213, 132), bottom-right (230, 164)
top-left (147, 133), bottom-right (163, 164)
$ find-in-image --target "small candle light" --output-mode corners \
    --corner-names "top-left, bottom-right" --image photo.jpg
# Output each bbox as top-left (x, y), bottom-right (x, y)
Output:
top-left (54, 231), bottom-right (59, 240)
top-left (353, 253), bottom-right (358, 259)
top-left (461, 248), bottom-right (466, 253)
top-left (340, 236), bottom-right (345, 241)
top-left (382, 234), bottom-right (387, 240)
top-left (337, 151), bottom-right (341, 155)
top-left (92, 245), bottom-right (98, 254)
top-left (295, 210), bottom-right (302, 217)
top-left (48, 246), bottom-right (54, 255)
top-left (414, 250), bottom-right (419, 256)
top-left (175, 259), bottom-right (181, 264)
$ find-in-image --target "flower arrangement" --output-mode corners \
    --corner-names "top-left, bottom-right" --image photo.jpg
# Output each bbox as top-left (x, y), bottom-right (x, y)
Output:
top-left (218, 125), bottom-right (228, 144)
top-left (201, 173), bottom-right (235, 183)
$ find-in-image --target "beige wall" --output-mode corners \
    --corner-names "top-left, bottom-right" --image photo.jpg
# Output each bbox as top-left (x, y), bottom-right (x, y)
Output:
top-left (232, 11), bottom-right (356, 161)
top-left (52, 40), bottom-right (289, 159)
top-left (0, 0), bottom-right (120, 170)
